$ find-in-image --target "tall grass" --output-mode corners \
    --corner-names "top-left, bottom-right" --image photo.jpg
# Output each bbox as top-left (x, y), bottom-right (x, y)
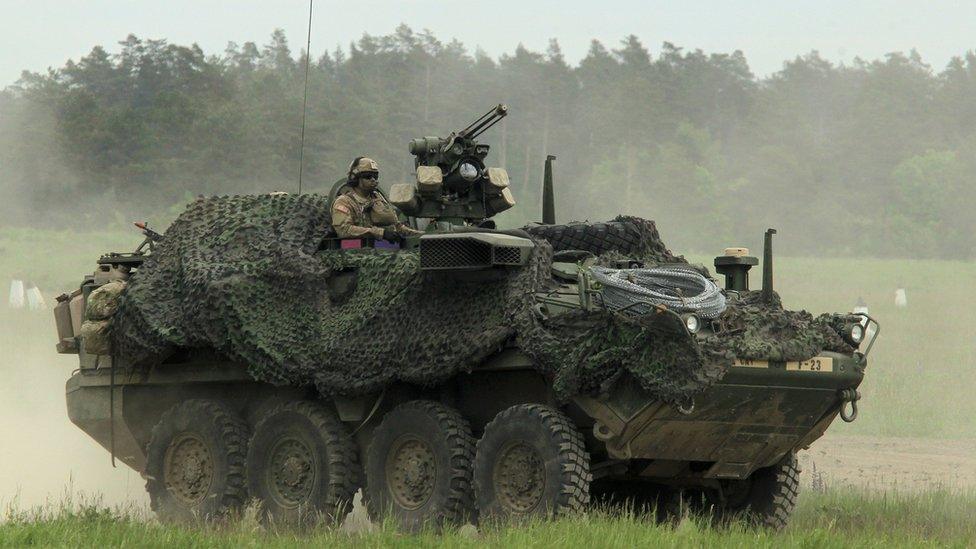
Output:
top-left (1, 488), bottom-right (973, 547)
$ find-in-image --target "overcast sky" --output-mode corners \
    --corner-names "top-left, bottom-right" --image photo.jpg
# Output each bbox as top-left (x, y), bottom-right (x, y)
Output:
top-left (2, 0), bottom-right (975, 87)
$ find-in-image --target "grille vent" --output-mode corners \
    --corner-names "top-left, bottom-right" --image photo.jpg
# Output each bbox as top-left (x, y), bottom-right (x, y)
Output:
top-left (420, 237), bottom-right (492, 270)
top-left (492, 246), bottom-right (522, 265)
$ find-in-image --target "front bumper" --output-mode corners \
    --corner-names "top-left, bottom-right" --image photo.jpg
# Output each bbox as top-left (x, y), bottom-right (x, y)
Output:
top-left (574, 352), bottom-right (865, 480)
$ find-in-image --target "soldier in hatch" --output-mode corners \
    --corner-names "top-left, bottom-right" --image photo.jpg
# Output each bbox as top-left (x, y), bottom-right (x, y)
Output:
top-left (332, 157), bottom-right (422, 242)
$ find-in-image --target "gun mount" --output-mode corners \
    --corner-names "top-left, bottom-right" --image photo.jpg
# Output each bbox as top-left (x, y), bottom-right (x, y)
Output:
top-left (390, 104), bottom-right (515, 224)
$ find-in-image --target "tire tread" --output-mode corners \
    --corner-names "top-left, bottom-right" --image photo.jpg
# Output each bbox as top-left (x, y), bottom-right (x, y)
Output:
top-left (146, 399), bottom-right (249, 521)
top-left (247, 400), bottom-right (360, 524)
top-left (363, 400), bottom-right (476, 527)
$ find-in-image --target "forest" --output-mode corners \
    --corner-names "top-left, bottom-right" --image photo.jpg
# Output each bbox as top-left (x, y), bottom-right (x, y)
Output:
top-left (1, 26), bottom-right (975, 258)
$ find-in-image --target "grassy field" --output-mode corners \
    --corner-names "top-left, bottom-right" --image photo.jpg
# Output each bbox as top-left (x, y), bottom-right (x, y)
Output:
top-left (1, 488), bottom-right (973, 547)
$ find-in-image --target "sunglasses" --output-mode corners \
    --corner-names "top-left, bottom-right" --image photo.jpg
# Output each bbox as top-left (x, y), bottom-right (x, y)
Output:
top-left (359, 172), bottom-right (379, 181)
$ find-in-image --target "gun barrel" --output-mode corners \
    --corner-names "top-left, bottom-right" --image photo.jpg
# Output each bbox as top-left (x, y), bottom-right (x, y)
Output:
top-left (461, 104), bottom-right (508, 139)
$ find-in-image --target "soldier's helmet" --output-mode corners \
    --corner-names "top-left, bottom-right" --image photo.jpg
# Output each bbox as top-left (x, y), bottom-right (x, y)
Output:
top-left (348, 157), bottom-right (380, 183)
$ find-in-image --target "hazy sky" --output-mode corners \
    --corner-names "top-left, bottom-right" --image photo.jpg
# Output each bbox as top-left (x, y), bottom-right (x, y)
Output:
top-left (2, 0), bottom-right (975, 87)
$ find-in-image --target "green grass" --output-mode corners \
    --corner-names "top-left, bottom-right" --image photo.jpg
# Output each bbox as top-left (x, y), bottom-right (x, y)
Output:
top-left (1, 488), bottom-right (973, 547)
top-left (1, 227), bottom-right (974, 439)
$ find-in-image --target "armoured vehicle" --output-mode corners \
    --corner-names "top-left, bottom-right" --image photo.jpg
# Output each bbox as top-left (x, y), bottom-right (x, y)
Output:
top-left (53, 105), bottom-right (878, 530)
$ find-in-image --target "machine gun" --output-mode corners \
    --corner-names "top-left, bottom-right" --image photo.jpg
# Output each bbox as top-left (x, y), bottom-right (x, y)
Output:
top-left (93, 221), bottom-right (163, 272)
top-left (389, 104), bottom-right (515, 224)
top-left (133, 221), bottom-right (163, 253)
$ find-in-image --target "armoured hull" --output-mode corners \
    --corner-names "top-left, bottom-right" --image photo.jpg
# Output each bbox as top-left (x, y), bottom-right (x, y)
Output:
top-left (575, 351), bottom-right (863, 480)
top-left (65, 348), bottom-right (865, 481)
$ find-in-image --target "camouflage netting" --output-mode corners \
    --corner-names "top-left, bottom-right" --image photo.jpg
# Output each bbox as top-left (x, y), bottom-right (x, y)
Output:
top-left (111, 194), bottom-right (853, 404)
top-left (710, 291), bottom-right (855, 362)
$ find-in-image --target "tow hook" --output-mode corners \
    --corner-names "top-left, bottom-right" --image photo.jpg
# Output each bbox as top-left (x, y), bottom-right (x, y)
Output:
top-left (839, 388), bottom-right (860, 422)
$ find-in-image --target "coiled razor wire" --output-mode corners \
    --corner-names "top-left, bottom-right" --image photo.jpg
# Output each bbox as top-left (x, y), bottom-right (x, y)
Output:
top-left (590, 266), bottom-right (727, 318)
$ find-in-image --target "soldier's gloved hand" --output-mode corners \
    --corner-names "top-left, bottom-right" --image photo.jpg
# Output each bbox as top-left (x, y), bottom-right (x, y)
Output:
top-left (382, 226), bottom-right (403, 243)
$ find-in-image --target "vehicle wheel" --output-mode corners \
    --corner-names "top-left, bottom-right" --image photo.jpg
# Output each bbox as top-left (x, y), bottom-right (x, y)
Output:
top-left (524, 221), bottom-right (641, 256)
top-left (363, 400), bottom-right (476, 531)
top-left (720, 452), bottom-right (800, 530)
top-left (474, 404), bottom-right (591, 521)
top-left (246, 400), bottom-right (360, 527)
top-left (145, 399), bottom-right (249, 522)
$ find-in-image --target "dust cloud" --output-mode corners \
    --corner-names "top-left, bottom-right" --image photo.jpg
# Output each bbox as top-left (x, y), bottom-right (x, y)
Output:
top-left (0, 309), bottom-right (146, 513)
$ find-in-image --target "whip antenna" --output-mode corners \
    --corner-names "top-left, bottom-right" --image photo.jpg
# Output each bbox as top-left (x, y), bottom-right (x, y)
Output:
top-left (297, 0), bottom-right (313, 194)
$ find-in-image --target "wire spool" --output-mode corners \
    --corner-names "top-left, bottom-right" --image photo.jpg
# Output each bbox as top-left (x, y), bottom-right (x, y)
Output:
top-left (590, 266), bottom-right (726, 318)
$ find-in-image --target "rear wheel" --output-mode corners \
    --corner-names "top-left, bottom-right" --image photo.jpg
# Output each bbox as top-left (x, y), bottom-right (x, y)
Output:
top-left (474, 404), bottom-right (591, 521)
top-left (145, 399), bottom-right (249, 522)
top-left (246, 401), bottom-right (360, 527)
top-left (363, 400), bottom-right (476, 531)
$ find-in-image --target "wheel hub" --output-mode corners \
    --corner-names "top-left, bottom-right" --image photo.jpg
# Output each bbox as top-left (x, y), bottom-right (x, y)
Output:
top-left (269, 438), bottom-right (315, 507)
top-left (494, 441), bottom-right (545, 513)
top-left (163, 433), bottom-right (214, 506)
top-left (386, 437), bottom-right (435, 510)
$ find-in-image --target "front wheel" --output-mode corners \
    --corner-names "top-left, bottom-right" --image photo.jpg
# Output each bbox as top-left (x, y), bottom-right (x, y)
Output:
top-left (474, 404), bottom-right (591, 521)
top-left (721, 452), bottom-right (800, 530)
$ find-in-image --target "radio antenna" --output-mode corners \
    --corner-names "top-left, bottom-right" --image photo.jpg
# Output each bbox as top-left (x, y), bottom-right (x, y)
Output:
top-left (297, 0), bottom-right (313, 194)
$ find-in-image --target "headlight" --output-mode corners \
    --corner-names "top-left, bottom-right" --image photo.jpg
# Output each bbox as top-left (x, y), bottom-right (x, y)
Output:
top-left (849, 324), bottom-right (864, 344)
top-left (683, 314), bottom-right (701, 334)
top-left (459, 162), bottom-right (480, 181)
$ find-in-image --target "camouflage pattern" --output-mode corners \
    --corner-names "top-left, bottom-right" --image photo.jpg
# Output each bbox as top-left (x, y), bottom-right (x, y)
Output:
top-left (708, 290), bottom-right (853, 362)
top-left (331, 190), bottom-right (419, 239)
top-left (85, 280), bottom-right (126, 320)
top-left (109, 194), bottom-right (852, 405)
top-left (332, 191), bottom-right (385, 239)
top-left (80, 319), bottom-right (112, 355)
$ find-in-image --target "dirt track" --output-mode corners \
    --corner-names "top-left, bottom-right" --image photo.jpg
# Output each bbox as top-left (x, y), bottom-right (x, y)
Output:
top-left (799, 434), bottom-right (976, 492)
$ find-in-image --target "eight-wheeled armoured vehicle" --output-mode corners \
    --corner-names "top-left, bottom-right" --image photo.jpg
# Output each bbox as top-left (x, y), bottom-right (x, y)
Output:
top-left (53, 105), bottom-right (878, 530)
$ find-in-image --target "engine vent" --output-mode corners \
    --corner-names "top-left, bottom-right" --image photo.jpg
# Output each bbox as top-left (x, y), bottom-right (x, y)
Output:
top-left (419, 232), bottom-right (534, 271)
top-left (421, 237), bottom-right (492, 270)
top-left (492, 246), bottom-right (522, 265)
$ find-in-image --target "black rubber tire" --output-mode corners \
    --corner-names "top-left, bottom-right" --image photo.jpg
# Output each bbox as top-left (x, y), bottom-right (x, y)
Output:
top-left (524, 221), bottom-right (643, 256)
top-left (474, 404), bottom-right (591, 521)
top-left (654, 455), bottom-right (800, 530)
top-left (363, 400), bottom-right (476, 531)
top-left (729, 452), bottom-right (801, 530)
top-left (145, 399), bottom-right (249, 523)
top-left (246, 400), bottom-right (360, 527)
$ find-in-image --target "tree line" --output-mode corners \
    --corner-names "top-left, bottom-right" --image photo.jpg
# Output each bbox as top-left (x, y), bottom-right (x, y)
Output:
top-left (2, 26), bottom-right (975, 258)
